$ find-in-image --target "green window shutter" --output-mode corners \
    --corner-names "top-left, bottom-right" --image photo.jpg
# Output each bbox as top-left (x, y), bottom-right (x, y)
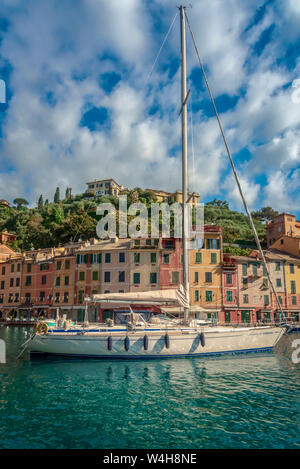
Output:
top-left (163, 254), bottom-right (169, 264)
top-left (210, 253), bottom-right (217, 264)
top-left (242, 263), bottom-right (247, 276)
top-left (291, 280), bottom-right (296, 294)
top-left (83, 254), bottom-right (88, 264)
top-left (97, 253), bottom-right (102, 264)
top-left (242, 277), bottom-right (248, 288)
top-left (292, 296), bottom-right (297, 305)
top-left (76, 254), bottom-right (80, 264)
top-left (226, 290), bottom-right (233, 302)
top-left (275, 262), bottom-right (280, 271)
top-left (195, 252), bottom-right (202, 263)
top-left (79, 272), bottom-right (85, 281)
top-left (252, 263), bottom-right (257, 275)
top-left (150, 273), bottom-right (157, 284)
top-left (133, 273), bottom-right (140, 284)
top-left (90, 254), bottom-right (94, 264)
top-left (205, 290), bottom-right (213, 302)
top-left (150, 253), bottom-right (156, 263)
top-left (172, 271), bottom-right (179, 284)
top-left (263, 278), bottom-right (268, 289)
top-left (264, 295), bottom-right (269, 305)
top-left (134, 253), bottom-right (140, 263)
top-left (92, 271), bottom-right (98, 281)
top-left (243, 294), bottom-right (249, 304)
top-left (195, 290), bottom-right (199, 302)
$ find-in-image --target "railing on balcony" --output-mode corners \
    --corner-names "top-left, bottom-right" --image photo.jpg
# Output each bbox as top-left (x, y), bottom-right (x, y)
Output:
top-left (222, 256), bottom-right (237, 269)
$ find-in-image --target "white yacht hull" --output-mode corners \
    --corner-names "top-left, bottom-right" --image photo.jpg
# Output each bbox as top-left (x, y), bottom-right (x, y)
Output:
top-left (28, 326), bottom-right (285, 358)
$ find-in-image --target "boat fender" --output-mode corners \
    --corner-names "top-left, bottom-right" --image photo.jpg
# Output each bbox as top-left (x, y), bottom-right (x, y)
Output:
top-left (36, 323), bottom-right (48, 335)
top-left (200, 332), bottom-right (205, 347)
top-left (124, 336), bottom-right (130, 351)
top-left (164, 333), bottom-right (170, 349)
top-left (107, 335), bottom-right (112, 351)
top-left (143, 335), bottom-right (149, 351)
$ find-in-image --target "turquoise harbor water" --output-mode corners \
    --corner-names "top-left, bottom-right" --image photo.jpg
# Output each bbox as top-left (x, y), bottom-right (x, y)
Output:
top-left (0, 326), bottom-right (299, 449)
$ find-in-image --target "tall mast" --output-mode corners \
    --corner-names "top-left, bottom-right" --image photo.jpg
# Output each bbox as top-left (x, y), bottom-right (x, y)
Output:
top-left (180, 6), bottom-right (190, 322)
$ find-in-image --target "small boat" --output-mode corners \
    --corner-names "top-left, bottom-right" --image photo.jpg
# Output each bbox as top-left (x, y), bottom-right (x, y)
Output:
top-left (26, 6), bottom-right (285, 359)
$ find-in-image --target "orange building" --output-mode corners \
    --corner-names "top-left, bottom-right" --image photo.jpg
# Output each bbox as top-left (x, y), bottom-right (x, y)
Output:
top-left (267, 213), bottom-right (300, 247)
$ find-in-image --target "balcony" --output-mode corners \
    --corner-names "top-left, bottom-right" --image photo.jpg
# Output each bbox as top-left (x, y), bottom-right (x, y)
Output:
top-left (223, 256), bottom-right (237, 270)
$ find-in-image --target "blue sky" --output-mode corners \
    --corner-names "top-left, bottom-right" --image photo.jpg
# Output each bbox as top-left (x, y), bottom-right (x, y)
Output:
top-left (0, 0), bottom-right (299, 217)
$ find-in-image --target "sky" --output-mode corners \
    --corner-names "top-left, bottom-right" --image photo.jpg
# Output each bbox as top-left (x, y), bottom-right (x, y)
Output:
top-left (0, 0), bottom-right (299, 216)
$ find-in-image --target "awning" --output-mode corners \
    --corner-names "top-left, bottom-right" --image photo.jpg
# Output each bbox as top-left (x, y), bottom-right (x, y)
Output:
top-left (87, 285), bottom-right (189, 308)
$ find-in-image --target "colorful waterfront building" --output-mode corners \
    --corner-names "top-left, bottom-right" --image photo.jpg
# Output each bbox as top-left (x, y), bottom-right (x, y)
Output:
top-left (267, 213), bottom-right (300, 248)
top-left (130, 238), bottom-right (161, 292)
top-left (190, 226), bottom-right (223, 321)
top-left (0, 256), bottom-right (23, 318)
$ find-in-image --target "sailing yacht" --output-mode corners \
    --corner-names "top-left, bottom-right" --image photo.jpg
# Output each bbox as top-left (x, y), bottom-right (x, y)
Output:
top-left (26, 6), bottom-right (285, 359)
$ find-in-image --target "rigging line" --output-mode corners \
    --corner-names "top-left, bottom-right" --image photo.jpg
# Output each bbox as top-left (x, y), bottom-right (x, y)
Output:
top-left (146, 11), bottom-right (178, 82)
top-left (188, 86), bottom-right (196, 192)
top-left (185, 12), bottom-right (286, 322)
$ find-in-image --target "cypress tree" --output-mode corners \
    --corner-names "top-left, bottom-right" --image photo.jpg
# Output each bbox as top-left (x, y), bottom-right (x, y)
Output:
top-left (38, 194), bottom-right (43, 209)
top-left (54, 187), bottom-right (60, 203)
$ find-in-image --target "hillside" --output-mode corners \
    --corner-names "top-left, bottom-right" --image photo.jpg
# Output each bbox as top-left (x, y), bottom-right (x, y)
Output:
top-left (0, 190), bottom-right (275, 252)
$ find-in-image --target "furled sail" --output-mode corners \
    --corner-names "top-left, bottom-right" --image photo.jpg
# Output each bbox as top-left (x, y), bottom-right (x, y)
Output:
top-left (86, 285), bottom-right (189, 308)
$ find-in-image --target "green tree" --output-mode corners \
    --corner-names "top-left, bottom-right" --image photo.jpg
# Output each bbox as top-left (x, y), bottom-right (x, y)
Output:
top-left (54, 187), bottom-right (60, 204)
top-left (13, 198), bottom-right (29, 209)
top-left (251, 207), bottom-right (279, 222)
top-left (38, 194), bottom-right (43, 209)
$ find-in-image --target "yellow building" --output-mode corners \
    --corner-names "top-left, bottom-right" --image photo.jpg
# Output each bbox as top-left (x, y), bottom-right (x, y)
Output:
top-left (282, 252), bottom-right (300, 320)
top-left (85, 179), bottom-right (124, 197)
top-left (189, 226), bottom-right (223, 320)
top-left (146, 188), bottom-right (200, 207)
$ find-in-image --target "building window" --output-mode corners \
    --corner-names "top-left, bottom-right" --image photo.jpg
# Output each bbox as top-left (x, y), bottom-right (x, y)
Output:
top-left (92, 271), bottom-right (98, 281)
top-left (25, 276), bottom-right (31, 286)
top-left (119, 252), bottom-right (125, 263)
top-left (207, 239), bottom-right (220, 249)
top-left (78, 291), bottom-right (84, 304)
top-left (8, 293), bottom-right (13, 303)
top-left (134, 240), bottom-right (140, 247)
top-left (150, 273), bottom-right (157, 284)
top-left (133, 273), bottom-right (140, 284)
top-left (11, 264), bottom-right (14, 273)
top-left (276, 278), bottom-right (282, 287)
top-left (226, 290), bottom-right (233, 302)
top-left (105, 253), bottom-right (111, 263)
top-left (278, 296), bottom-right (282, 305)
top-left (291, 280), bottom-right (296, 294)
top-left (134, 253), bottom-right (140, 263)
top-left (25, 293), bottom-right (31, 304)
top-left (17, 264), bottom-right (20, 272)
top-left (195, 290), bottom-right (199, 302)
top-left (27, 264), bottom-right (32, 273)
top-left (64, 292), bottom-right (69, 303)
top-left (275, 262), bottom-right (280, 271)
top-left (55, 293), bottom-right (60, 303)
top-left (79, 272), bottom-right (85, 281)
top-left (242, 277), bottom-right (248, 289)
top-left (195, 252), bottom-right (202, 263)
top-left (263, 278), bottom-right (268, 290)
top-left (226, 273), bottom-right (232, 285)
top-left (65, 260), bottom-right (70, 269)
top-left (104, 272), bottom-right (111, 283)
top-left (1, 266), bottom-right (5, 275)
top-left (40, 291), bottom-right (45, 302)
top-left (290, 264), bottom-right (295, 274)
top-left (0, 281), bottom-right (4, 289)
top-left (146, 239), bottom-right (152, 246)
top-left (0, 294), bottom-right (3, 303)
top-left (210, 253), bottom-right (217, 264)
top-left (42, 275), bottom-right (47, 285)
top-left (205, 290), bottom-right (213, 302)
top-left (205, 272), bottom-right (212, 283)
top-left (14, 293), bottom-right (19, 303)
top-left (292, 296), bottom-right (297, 305)
top-left (252, 264), bottom-right (258, 275)
top-left (264, 295), bottom-right (269, 305)
top-left (172, 271), bottom-right (179, 284)
top-left (119, 271), bottom-right (125, 282)
top-left (243, 294), bottom-right (249, 304)
top-left (242, 263), bottom-right (248, 276)
top-left (65, 276), bottom-right (69, 286)
top-left (150, 253), bottom-right (156, 263)
top-left (10, 278), bottom-right (14, 287)
top-left (16, 278), bottom-right (20, 287)
top-left (40, 263), bottom-right (49, 271)
top-left (163, 254), bottom-right (169, 264)
top-left (194, 271), bottom-right (199, 283)
top-left (56, 276), bottom-right (60, 286)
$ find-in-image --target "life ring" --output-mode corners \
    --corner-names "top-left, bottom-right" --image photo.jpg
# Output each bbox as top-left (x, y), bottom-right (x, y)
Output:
top-left (37, 323), bottom-right (48, 334)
